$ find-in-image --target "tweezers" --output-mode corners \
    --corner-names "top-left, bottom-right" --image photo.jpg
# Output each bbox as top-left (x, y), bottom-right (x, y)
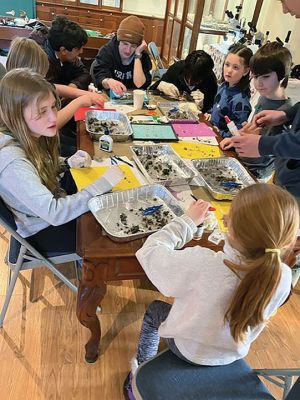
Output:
top-left (143, 205), bottom-right (163, 216)
top-left (112, 155), bottom-right (134, 167)
top-left (110, 156), bottom-right (118, 165)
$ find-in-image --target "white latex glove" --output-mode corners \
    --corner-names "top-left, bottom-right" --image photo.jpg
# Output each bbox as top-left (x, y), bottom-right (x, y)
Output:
top-left (101, 166), bottom-right (124, 188)
top-left (67, 150), bottom-right (92, 169)
top-left (191, 90), bottom-right (204, 109)
top-left (157, 81), bottom-right (180, 98)
top-left (88, 83), bottom-right (98, 93)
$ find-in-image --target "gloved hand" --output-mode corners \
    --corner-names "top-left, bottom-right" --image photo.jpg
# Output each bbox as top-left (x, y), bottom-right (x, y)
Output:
top-left (101, 166), bottom-right (124, 188)
top-left (191, 90), bottom-right (204, 109)
top-left (157, 81), bottom-right (180, 98)
top-left (67, 150), bottom-right (92, 169)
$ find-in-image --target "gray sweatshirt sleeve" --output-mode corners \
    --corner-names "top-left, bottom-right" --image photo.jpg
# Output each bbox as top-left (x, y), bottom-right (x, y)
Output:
top-left (1, 158), bottom-right (112, 226)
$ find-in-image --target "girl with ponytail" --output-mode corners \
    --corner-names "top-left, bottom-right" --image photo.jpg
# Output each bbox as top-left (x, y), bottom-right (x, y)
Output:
top-left (125, 184), bottom-right (298, 396)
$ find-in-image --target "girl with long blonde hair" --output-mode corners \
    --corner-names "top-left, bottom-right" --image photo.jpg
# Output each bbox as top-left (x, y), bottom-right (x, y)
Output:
top-left (6, 37), bottom-right (105, 156)
top-left (0, 69), bottom-right (123, 253)
top-left (124, 183), bottom-right (298, 398)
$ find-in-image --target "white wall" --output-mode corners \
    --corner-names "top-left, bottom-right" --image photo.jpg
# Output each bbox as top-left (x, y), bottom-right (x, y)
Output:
top-left (257, 0), bottom-right (300, 64)
top-left (122, 0), bottom-right (167, 18)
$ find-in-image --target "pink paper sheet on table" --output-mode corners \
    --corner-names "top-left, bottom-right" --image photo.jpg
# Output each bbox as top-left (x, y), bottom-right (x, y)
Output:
top-left (171, 122), bottom-right (215, 138)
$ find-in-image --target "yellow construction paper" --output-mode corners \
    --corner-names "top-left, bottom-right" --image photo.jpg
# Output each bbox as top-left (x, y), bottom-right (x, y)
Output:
top-left (171, 142), bottom-right (222, 159)
top-left (70, 165), bottom-right (141, 191)
top-left (211, 201), bottom-right (231, 233)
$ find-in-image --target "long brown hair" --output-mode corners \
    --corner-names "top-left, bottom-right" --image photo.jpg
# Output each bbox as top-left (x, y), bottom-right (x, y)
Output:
top-left (6, 37), bottom-right (49, 76)
top-left (225, 184), bottom-right (298, 342)
top-left (0, 68), bottom-right (60, 194)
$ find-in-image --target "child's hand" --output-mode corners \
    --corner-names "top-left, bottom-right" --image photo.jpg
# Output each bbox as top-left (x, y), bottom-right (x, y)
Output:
top-left (253, 110), bottom-right (288, 127)
top-left (87, 92), bottom-right (105, 107)
top-left (157, 81), bottom-right (180, 98)
top-left (135, 40), bottom-right (147, 56)
top-left (67, 150), bottom-right (92, 168)
top-left (186, 199), bottom-right (211, 226)
top-left (79, 93), bottom-right (105, 108)
top-left (203, 113), bottom-right (211, 121)
top-left (240, 121), bottom-right (261, 136)
top-left (107, 78), bottom-right (127, 96)
top-left (191, 90), bottom-right (204, 108)
top-left (220, 137), bottom-right (234, 150)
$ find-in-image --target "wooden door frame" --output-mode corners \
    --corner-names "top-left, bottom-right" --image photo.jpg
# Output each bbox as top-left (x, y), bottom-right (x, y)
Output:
top-left (189, 0), bottom-right (205, 52)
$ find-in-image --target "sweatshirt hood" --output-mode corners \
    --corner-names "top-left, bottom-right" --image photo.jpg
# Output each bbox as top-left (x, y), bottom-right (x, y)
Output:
top-left (0, 132), bottom-right (26, 174)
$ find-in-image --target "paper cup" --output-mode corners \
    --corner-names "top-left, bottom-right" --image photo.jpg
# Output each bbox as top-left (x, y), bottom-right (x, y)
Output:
top-left (133, 89), bottom-right (145, 110)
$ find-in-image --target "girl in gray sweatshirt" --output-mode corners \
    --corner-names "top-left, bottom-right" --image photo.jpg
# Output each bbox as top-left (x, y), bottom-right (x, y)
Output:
top-left (0, 69), bottom-right (123, 253)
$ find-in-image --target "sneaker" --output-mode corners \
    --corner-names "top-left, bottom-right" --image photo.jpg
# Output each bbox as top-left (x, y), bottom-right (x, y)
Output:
top-left (123, 372), bottom-right (136, 400)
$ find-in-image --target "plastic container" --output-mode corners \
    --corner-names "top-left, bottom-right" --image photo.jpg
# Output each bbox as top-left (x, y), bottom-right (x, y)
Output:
top-left (99, 131), bottom-right (113, 152)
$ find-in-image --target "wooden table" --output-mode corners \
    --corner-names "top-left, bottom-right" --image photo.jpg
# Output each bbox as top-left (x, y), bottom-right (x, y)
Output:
top-left (75, 121), bottom-right (225, 363)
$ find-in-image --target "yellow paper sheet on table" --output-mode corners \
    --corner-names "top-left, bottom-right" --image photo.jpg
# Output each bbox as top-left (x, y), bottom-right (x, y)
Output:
top-left (70, 165), bottom-right (141, 192)
top-left (171, 142), bottom-right (222, 159)
top-left (211, 201), bottom-right (231, 233)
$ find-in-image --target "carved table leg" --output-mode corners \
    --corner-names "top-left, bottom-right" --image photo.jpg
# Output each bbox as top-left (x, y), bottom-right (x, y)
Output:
top-left (76, 259), bottom-right (107, 363)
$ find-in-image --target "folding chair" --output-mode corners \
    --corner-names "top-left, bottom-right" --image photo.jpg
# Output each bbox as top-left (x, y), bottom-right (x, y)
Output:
top-left (132, 349), bottom-right (300, 400)
top-left (0, 197), bottom-right (81, 327)
top-left (90, 59), bottom-right (98, 86)
top-left (148, 41), bottom-right (168, 80)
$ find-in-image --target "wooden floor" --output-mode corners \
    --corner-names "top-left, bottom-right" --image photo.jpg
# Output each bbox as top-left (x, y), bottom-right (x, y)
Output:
top-left (0, 232), bottom-right (299, 400)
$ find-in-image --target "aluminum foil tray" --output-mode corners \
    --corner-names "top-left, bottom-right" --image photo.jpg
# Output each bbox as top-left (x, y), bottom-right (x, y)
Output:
top-left (158, 101), bottom-right (198, 123)
top-left (88, 184), bottom-right (185, 242)
top-left (85, 110), bottom-right (133, 142)
top-left (130, 144), bottom-right (196, 186)
top-left (192, 157), bottom-right (256, 200)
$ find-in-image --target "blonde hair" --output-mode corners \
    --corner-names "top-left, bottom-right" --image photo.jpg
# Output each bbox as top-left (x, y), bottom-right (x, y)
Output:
top-left (225, 183), bottom-right (299, 342)
top-left (0, 68), bottom-right (60, 193)
top-left (6, 37), bottom-right (49, 76)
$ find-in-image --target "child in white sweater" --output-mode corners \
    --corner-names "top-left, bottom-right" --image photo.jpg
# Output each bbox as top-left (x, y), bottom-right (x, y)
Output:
top-left (124, 183), bottom-right (298, 399)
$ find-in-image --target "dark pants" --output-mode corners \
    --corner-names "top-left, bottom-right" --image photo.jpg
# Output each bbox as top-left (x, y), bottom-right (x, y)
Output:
top-left (26, 219), bottom-right (77, 254)
top-left (26, 170), bottom-right (78, 255)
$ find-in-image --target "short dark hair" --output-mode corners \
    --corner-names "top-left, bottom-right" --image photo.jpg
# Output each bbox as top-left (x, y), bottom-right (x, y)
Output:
top-left (250, 41), bottom-right (292, 88)
top-left (183, 50), bottom-right (214, 85)
top-left (48, 16), bottom-right (88, 51)
top-left (222, 43), bottom-right (253, 94)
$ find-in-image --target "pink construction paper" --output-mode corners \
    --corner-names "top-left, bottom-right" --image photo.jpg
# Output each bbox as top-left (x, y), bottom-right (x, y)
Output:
top-left (171, 122), bottom-right (216, 137)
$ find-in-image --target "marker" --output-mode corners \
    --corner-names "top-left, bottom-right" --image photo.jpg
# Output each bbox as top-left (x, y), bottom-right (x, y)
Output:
top-left (224, 116), bottom-right (240, 136)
